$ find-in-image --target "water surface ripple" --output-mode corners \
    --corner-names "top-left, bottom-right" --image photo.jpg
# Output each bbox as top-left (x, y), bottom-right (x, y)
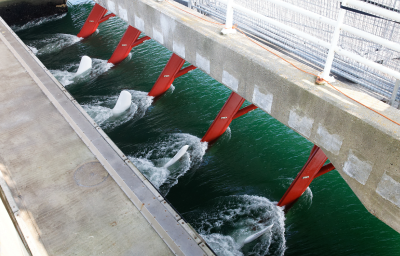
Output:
top-left (14, 1), bottom-right (400, 255)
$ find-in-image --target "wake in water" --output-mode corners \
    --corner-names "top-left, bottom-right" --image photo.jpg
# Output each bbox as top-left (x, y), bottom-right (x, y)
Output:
top-left (11, 13), bottom-right (67, 32)
top-left (186, 195), bottom-right (286, 256)
top-left (129, 133), bottom-right (207, 195)
top-left (51, 58), bottom-right (113, 86)
top-left (82, 90), bottom-right (153, 130)
top-left (280, 178), bottom-right (313, 212)
top-left (27, 33), bottom-right (82, 56)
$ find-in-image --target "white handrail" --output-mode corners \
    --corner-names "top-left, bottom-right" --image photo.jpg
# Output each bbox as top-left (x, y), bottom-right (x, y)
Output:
top-left (344, 0), bottom-right (400, 23)
top-left (218, 0), bottom-right (400, 54)
top-left (218, 0), bottom-right (337, 27)
top-left (389, 79), bottom-right (400, 106)
top-left (223, 0), bottom-right (331, 48)
top-left (341, 24), bottom-right (400, 53)
top-left (320, 1), bottom-right (347, 81)
top-left (335, 47), bottom-right (400, 80)
top-left (203, 0), bottom-right (400, 104)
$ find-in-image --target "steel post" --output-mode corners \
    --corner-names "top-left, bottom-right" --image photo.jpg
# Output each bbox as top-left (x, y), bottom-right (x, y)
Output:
top-left (318, 0), bottom-right (347, 82)
top-left (148, 54), bottom-right (196, 97)
top-left (277, 145), bottom-right (335, 209)
top-left (175, 65), bottom-right (196, 79)
top-left (233, 104), bottom-right (257, 119)
top-left (201, 92), bottom-right (245, 143)
top-left (77, 4), bottom-right (115, 38)
top-left (389, 79), bottom-right (400, 107)
top-left (108, 26), bottom-right (150, 64)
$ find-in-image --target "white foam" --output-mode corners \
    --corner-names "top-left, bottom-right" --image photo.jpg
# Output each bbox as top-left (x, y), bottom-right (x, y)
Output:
top-left (28, 46), bottom-right (38, 55)
top-left (170, 84), bottom-right (175, 93)
top-left (221, 126), bottom-right (231, 142)
top-left (11, 13), bottom-right (67, 32)
top-left (81, 104), bottom-right (115, 125)
top-left (303, 186), bottom-right (313, 209)
top-left (189, 195), bottom-right (286, 256)
top-left (131, 157), bottom-right (170, 189)
top-left (129, 133), bottom-right (207, 195)
top-left (91, 58), bottom-right (114, 76)
top-left (204, 233), bottom-right (243, 256)
top-left (50, 58), bottom-right (113, 86)
top-left (50, 69), bottom-right (77, 86)
top-left (35, 34), bottom-right (82, 56)
top-left (82, 90), bottom-right (153, 130)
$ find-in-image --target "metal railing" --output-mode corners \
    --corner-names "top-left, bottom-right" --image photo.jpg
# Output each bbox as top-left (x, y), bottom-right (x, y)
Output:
top-left (188, 0), bottom-right (400, 107)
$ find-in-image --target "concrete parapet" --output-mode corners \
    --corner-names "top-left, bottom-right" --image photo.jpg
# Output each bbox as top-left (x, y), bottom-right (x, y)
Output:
top-left (94, 0), bottom-right (400, 232)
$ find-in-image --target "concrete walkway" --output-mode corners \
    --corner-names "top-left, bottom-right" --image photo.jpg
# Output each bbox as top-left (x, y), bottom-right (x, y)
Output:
top-left (0, 17), bottom-right (211, 256)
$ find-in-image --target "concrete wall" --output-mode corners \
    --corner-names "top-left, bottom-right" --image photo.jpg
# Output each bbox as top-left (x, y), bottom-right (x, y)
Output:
top-left (0, 0), bottom-right (67, 25)
top-left (93, 0), bottom-right (400, 233)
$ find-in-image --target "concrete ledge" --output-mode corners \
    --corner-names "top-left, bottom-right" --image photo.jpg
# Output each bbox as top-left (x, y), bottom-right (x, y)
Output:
top-left (0, 0), bottom-right (67, 25)
top-left (0, 16), bottom-right (213, 255)
top-left (94, 0), bottom-right (400, 232)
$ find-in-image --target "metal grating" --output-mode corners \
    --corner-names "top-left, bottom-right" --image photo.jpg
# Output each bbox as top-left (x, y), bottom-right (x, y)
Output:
top-left (190, 0), bottom-right (400, 101)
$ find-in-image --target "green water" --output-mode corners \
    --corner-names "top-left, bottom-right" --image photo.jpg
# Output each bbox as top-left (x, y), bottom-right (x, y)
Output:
top-left (13, 0), bottom-right (400, 255)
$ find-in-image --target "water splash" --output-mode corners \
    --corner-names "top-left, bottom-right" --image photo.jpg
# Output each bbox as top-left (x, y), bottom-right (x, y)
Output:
top-left (51, 69), bottom-right (77, 86)
top-left (50, 58), bottom-right (113, 86)
top-left (186, 195), bottom-right (286, 256)
top-left (280, 178), bottom-right (313, 211)
top-left (129, 133), bottom-right (208, 195)
top-left (27, 46), bottom-right (38, 55)
top-left (34, 34), bottom-right (82, 56)
top-left (11, 13), bottom-right (67, 32)
top-left (82, 90), bottom-right (153, 130)
top-left (303, 187), bottom-right (313, 209)
top-left (90, 58), bottom-right (114, 77)
top-left (220, 126), bottom-right (231, 142)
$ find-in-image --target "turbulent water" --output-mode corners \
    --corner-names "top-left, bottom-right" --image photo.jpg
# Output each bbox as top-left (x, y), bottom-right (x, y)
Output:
top-left (13, 0), bottom-right (400, 255)
top-left (187, 195), bottom-right (286, 256)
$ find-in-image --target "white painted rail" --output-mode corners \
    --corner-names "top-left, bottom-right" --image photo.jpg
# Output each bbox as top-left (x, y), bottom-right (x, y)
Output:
top-left (190, 0), bottom-right (400, 107)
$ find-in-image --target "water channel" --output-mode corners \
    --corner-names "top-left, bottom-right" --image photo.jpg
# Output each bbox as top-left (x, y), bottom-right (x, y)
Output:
top-left (12, 0), bottom-right (400, 254)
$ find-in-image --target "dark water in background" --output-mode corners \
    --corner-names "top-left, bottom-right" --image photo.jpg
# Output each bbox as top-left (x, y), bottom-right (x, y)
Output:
top-left (12, 0), bottom-right (400, 255)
